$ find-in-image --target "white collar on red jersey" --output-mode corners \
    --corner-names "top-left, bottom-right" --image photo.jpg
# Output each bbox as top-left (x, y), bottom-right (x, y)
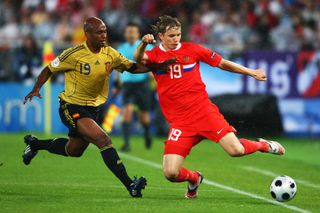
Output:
top-left (159, 43), bottom-right (182, 52)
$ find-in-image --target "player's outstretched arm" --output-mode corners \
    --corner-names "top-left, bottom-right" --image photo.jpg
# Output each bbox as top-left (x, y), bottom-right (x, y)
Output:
top-left (134, 34), bottom-right (156, 63)
top-left (218, 58), bottom-right (267, 81)
top-left (23, 66), bottom-right (52, 104)
top-left (127, 58), bottom-right (177, 73)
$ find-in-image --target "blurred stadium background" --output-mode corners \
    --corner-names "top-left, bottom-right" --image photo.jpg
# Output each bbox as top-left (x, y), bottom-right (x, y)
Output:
top-left (0, 0), bottom-right (319, 137)
top-left (1, 1), bottom-right (320, 213)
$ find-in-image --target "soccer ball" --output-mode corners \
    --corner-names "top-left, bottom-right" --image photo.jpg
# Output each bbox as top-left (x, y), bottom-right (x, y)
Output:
top-left (270, 175), bottom-right (297, 202)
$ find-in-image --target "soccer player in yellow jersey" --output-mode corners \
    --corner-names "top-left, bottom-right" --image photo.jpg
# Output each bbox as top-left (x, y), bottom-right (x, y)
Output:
top-left (22, 17), bottom-right (174, 198)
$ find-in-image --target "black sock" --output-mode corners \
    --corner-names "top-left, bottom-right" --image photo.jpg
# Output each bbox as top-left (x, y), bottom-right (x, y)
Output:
top-left (122, 122), bottom-right (130, 147)
top-left (100, 147), bottom-right (132, 190)
top-left (34, 138), bottom-right (68, 156)
top-left (143, 123), bottom-right (152, 148)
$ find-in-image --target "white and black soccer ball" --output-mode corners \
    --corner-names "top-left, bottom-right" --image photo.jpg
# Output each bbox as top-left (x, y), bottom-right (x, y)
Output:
top-left (270, 175), bottom-right (297, 202)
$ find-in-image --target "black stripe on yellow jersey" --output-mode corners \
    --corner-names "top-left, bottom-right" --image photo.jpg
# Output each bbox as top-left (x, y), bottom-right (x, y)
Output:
top-left (59, 44), bottom-right (85, 62)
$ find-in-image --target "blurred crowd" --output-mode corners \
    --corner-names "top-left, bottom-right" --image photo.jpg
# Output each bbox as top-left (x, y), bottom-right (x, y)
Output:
top-left (0, 0), bottom-right (319, 81)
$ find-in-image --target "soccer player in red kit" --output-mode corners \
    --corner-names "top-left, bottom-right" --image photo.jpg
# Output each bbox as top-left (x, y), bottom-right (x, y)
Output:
top-left (134, 15), bottom-right (285, 199)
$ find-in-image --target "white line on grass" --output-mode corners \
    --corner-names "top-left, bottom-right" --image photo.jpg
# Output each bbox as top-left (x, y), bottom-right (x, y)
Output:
top-left (242, 166), bottom-right (320, 189)
top-left (120, 152), bottom-right (312, 213)
top-left (0, 182), bottom-right (222, 192)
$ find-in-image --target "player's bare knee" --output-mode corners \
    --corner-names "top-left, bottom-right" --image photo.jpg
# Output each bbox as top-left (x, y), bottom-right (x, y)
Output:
top-left (93, 132), bottom-right (112, 148)
top-left (69, 151), bottom-right (83, 157)
top-left (66, 149), bottom-right (83, 157)
top-left (103, 133), bottom-right (112, 146)
top-left (163, 168), bottom-right (179, 182)
top-left (165, 173), bottom-right (179, 182)
top-left (227, 146), bottom-right (245, 157)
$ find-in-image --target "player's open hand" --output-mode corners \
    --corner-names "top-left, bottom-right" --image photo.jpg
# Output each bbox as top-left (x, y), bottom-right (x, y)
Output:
top-left (23, 90), bottom-right (42, 104)
top-left (142, 34), bottom-right (156, 44)
top-left (252, 69), bottom-right (267, 81)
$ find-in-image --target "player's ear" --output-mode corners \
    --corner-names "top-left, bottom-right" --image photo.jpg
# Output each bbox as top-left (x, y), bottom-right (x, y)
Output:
top-left (158, 33), bottom-right (164, 40)
top-left (84, 31), bottom-right (89, 39)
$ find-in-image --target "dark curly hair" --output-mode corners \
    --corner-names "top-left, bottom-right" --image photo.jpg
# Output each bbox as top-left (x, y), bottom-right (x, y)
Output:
top-left (151, 15), bottom-right (181, 34)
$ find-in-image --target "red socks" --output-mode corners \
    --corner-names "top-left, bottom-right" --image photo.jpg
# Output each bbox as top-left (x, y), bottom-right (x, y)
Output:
top-left (175, 167), bottom-right (199, 183)
top-left (239, 138), bottom-right (269, 154)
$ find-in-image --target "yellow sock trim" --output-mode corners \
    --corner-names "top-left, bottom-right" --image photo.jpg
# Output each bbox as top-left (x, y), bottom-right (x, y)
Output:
top-left (100, 145), bottom-right (113, 152)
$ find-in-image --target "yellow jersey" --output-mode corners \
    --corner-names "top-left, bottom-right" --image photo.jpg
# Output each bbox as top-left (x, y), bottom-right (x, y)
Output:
top-left (48, 42), bottom-right (133, 106)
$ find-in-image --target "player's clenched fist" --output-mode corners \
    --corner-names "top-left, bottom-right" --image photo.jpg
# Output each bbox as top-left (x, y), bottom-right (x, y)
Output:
top-left (142, 34), bottom-right (156, 44)
top-left (252, 69), bottom-right (267, 81)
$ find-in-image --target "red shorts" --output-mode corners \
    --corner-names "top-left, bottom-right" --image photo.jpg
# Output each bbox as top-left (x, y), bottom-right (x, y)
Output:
top-left (164, 118), bottom-right (236, 158)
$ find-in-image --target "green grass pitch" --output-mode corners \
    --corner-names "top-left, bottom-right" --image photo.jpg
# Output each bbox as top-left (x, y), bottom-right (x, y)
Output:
top-left (0, 133), bottom-right (319, 213)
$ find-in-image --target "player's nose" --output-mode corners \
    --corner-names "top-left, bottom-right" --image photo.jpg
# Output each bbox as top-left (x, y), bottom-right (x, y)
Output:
top-left (101, 33), bottom-right (107, 40)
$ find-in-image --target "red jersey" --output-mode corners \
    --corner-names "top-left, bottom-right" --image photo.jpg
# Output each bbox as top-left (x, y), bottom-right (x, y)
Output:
top-left (146, 42), bottom-right (223, 131)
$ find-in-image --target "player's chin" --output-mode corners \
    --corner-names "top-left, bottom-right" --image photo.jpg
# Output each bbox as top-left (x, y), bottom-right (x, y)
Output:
top-left (99, 42), bottom-right (107, 47)
top-left (172, 44), bottom-right (178, 48)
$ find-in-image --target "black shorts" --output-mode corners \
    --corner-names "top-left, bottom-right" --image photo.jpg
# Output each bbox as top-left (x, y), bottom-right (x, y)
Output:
top-left (122, 81), bottom-right (151, 111)
top-left (59, 99), bottom-right (102, 137)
